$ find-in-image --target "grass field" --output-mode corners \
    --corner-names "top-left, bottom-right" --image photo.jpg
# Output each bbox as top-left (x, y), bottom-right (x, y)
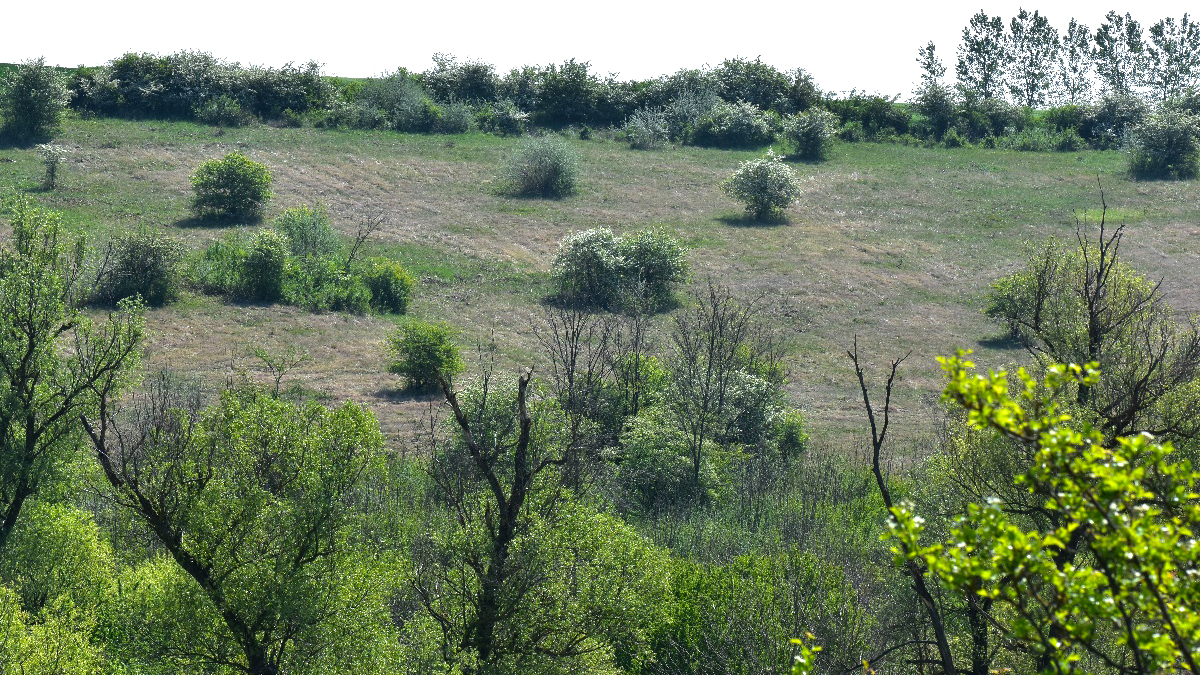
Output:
top-left (2, 118), bottom-right (1197, 450)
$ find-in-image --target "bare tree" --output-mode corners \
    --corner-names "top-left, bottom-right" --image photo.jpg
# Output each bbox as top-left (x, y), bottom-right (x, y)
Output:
top-left (666, 283), bottom-right (779, 493)
top-left (848, 340), bottom-right (962, 675)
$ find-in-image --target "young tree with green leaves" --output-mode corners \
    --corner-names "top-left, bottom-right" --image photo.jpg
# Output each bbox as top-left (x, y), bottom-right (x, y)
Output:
top-left (0, 198), bottom-right (143, 551)
top-left (1093, 11), bottom-right (1147, 97)
top-left (416, 366), bottom-right (669, 673)
top-left (1007, 8), bottom-right (1060, 108)
top-left (890, 355), bottom-right (1200, 673)
top-left (1145, 13), bottom-right (1200, 101)
top-left (956, 11), bottom-right (1010, 100)
top-left (82, 374), bottom-right (383, 675)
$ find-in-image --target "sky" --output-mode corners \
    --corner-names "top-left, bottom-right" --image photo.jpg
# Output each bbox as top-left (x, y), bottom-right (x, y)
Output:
top-left (3, 1), bottom-right (1196, 97)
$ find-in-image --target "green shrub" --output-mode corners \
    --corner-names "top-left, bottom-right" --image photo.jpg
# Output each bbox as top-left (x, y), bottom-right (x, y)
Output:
top-left (692, 100), bottom-right (777, 148)
top-left (361, 257), bottom-right (416, 314)
top-left (825, 91), bottom-right (912, 139)
top-left (192, 231), bottom-right (251, 296)
top-left (624, 107), bottom-right (671, 149)
top-left (475, 99), bottom-right (528, 136)
top-left (501, 136), bottom-right (579, 198)
top-left (720, 150), bottom-right (802, 220)
top-left (190, 152), bottom-right (273, 220)
top-left (387, 321), bottom-right (463, 389)
top-left (95, 230), bottom-right (184, 307)
top-left (438, 101), bottom-right (475, 133)
top-left (244, 229), bottom-right (288, 301)
top-left (1128, 109), bottom-right (1200, 179)
top-left (552, 227), bottom-right (689, 309)
top-left (1, 58), bottom-right (68, 142)
top-left (194, 94), bottom-right (252, 127)
top-left (941, 127), bottom-right (967, 148)
top-left (614, 228), bottom-right (690, 306)
top-left (1083, 94), bottom-right (1150, 149)
top-left (784, 108), bottom-right (838, 160)
top-left (552, 228), bottom-right (622, 307)
top-left (36, 143), bottom-right (68, 189)
top-left (273, 204), bottom-right (340, 261)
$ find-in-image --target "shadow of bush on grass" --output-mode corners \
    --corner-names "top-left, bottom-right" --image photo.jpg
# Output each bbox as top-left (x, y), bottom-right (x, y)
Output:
top-left (716, 211), bottom-right (791, 227)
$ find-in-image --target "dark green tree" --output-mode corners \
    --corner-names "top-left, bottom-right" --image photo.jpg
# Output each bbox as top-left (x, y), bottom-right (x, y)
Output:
top-left (0, 58), bottom-right (68, 142)
top-left (1145, 14), bottom-right (1200, 101)
top-left (1057, 18), bottom-right (1094, 104)
top-left (1093, 11), bottom-right (1146, 97)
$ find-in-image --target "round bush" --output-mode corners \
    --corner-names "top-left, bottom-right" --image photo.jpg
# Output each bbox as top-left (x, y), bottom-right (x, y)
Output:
top-left (614, 228), bottom-right (690, 306)
top-left (362, 257), bottom-right (416, 314)
top-left (720, 150), bottom-right (802, 220)
top-left (502, 136), bottom-right (579, 198)
top-left (551, 228), bottom-right (689, 310)
top-left (784, 108), bottom-right (838, 161)
top-left (96, 230), bottom-right (184, 307)
top-left (387, 321), bottom-right (463, 390)
top-left (1128, 109), bottom-right (1199, 180)
top-left (552, 228), bottom-right (621, 306)
top-left (190, 151), bottom-right (273, 220)
top-left (243, 229), bottom-right (288, 301)
top-left (273, 204), bottom-right (340, 261)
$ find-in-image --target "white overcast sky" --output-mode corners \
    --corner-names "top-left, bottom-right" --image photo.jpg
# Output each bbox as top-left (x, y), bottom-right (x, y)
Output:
top-left (4, 1), bottom-right (1195, 97)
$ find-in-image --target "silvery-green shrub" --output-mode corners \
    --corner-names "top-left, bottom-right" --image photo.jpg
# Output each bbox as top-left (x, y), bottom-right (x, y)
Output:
top-left (720, 149), bottom-right (802, 220)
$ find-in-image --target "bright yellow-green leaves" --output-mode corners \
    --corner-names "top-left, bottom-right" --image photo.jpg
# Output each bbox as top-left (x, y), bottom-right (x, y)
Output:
top-left (891, 353), bottom-right (1200, 671)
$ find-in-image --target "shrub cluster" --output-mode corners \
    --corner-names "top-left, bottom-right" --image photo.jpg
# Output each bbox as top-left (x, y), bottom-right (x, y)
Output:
top-left (551, 227), bottom-right (689, 309)
top-left (692, 100), bottom-right (778, 148)
top-left (784, 109), bottom-right (838, 160)
top-left (191, 205), bottom-right (415, 314)
top-left (93, 230), bottom-right (185, 307)
top-left (720, 150), bottom-right (803, 220)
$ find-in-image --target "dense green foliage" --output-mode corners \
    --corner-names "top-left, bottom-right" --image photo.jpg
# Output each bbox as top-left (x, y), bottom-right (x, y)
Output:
top-left (0, 58), bottom-right (68, 142)
top-left (190, 151), bottom-right (273, 220)
top-left (4, 28), bottom-right (1200, 675)
top-left (551, 227), bottom-right (689, 309)
top-left (93, 229), bottom-right (185, 307)
top-left (387, 320), bottom-right (463, 389)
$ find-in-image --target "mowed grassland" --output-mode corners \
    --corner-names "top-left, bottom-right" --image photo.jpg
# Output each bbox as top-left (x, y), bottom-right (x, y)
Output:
top-left (1, 118), bottom-right (1197, 449)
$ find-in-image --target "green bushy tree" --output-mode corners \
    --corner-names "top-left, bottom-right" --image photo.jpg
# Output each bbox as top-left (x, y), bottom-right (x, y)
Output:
top-left (387, 321), bottom-right (463, 389)
top-left (891, 355), bottom-right (1200, 673)
top-left (190, 152), bottom-right (273, 220)
top-left (83, 376), bottom-right (384, 675)
top-left (0, 198), bottom-right (143, 550)
top-left (0, 58), bottom-right (68, 142)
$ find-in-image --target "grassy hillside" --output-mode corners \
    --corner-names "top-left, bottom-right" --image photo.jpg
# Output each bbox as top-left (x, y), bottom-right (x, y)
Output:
top-left (1, 118), bottom-right (1197, 449)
